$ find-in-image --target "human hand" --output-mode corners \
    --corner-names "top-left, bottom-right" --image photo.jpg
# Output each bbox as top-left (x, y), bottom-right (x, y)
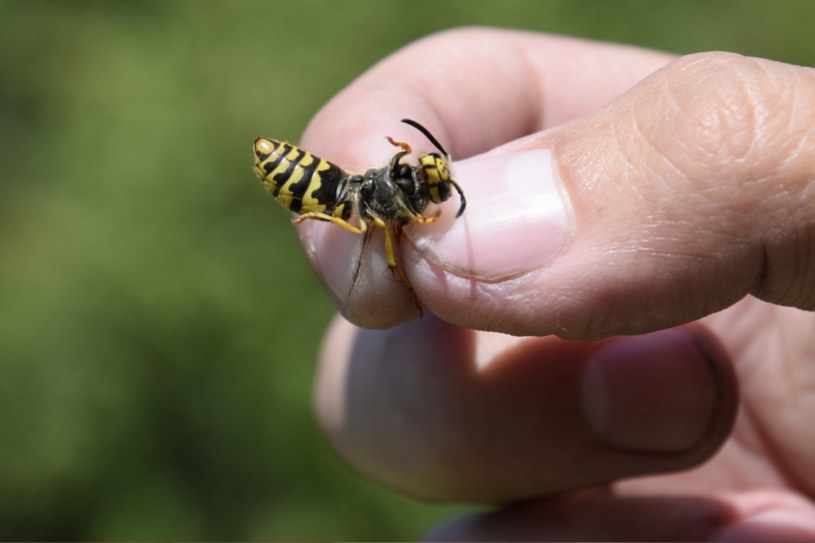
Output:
top-left (299, 28), bottom-right (815, 541)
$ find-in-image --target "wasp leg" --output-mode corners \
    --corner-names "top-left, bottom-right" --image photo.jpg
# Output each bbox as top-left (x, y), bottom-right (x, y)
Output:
top-left (386, 136), bottom-right (412, 155)
top-left (346, 227), bottom-right (375, 303)
top-left (292, 212), bottom-right (367, 235)
top-left (413, 209), bottom-right (442, 224)
top-left (372, 218), bottom-right (401, 272)
top-left (385, 136), bottom-right (412, 174)
top-left (372, 217), bottom-right (423, 315)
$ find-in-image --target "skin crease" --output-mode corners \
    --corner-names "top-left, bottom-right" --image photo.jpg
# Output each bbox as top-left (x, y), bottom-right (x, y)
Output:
top-left (290, 28), bottom-right (815, 541)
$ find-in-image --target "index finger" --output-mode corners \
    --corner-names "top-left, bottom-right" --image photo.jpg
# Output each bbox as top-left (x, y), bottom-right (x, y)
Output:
top-left (295, 28), bottom-right (672, 328)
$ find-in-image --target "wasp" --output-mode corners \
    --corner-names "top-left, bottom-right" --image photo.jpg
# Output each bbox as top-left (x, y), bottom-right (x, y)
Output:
top-left (253, 119), bottom-right (465, 312)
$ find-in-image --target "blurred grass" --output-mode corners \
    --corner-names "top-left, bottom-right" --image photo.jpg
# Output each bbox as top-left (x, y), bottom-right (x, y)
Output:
top-left (0, 0), bottom-right (813, 539)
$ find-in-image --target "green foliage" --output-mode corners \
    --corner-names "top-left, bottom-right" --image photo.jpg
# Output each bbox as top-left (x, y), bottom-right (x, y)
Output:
top-left (1, 0), bottom-right (813, 539)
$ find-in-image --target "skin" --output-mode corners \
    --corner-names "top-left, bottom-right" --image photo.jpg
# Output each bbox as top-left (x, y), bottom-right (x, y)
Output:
top-left (294, 28), bottom-right (815, 541)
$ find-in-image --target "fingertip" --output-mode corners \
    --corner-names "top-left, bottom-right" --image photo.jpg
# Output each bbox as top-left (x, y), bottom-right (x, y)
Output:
top-left (297, 220), bottom-right (420, 328)
top-left (312, 317), bottom-right (736, 504)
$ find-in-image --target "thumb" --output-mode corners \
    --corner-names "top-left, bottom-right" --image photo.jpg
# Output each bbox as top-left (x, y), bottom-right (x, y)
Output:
top-left (408, 52), bottom-right (815, 338)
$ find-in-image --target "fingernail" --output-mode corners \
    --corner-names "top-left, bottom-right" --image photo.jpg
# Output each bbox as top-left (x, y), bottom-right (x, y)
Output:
top-left (409, 149), bottom-right (571, 280)
top-left (581, 329), bottom-right (720, 453)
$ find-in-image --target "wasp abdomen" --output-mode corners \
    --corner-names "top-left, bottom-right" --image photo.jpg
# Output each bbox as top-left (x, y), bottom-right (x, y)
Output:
top-left (254, 138), bottom-right (348, 216)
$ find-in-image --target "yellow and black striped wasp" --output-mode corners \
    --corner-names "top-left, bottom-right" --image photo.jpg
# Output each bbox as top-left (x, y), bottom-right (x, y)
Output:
top-left (252, 119), bottom-right (465, 312)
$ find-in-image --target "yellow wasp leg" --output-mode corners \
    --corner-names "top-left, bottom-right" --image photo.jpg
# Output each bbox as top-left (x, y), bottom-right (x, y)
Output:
top-left (371, 218), bottom-right (399, 270)
top-left (292, 211), bottom-right (367, 235)
top-left (372, 217), bottom-right (423, 314)
top-left (413, 209), bottom-right (441, 224)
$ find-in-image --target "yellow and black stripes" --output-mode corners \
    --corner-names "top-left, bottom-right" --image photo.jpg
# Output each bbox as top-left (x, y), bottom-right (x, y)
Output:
top-left (253, 138), bottom-right (350, 218)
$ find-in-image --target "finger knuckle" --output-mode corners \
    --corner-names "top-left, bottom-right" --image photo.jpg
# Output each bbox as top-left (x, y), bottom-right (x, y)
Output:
top-left (666, 52), bottom-right (765, 170)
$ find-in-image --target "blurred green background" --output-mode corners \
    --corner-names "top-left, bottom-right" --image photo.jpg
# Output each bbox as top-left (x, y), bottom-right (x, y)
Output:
top-left (1, 0), bottom-right (813, 539)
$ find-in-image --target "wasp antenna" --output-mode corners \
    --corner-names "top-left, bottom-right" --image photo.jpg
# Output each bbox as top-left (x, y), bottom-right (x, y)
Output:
top-left (401, 118), bottom-right (450, 158)
top-left (450, 179), bottom-right (467, 218)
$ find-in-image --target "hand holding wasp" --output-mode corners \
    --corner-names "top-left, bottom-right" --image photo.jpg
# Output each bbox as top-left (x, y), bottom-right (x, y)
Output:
top-left (289, 29), bottom-right (815, 540)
